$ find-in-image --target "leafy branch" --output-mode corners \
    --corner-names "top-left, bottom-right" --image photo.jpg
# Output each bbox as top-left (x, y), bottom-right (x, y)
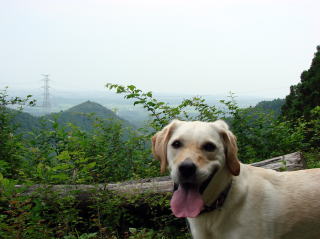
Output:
top-left (106, 83), bottom-right (222, 131)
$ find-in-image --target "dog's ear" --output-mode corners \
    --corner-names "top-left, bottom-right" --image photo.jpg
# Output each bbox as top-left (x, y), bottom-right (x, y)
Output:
top-left (222, 130), bottom-right (240, 176)
top-left (213, 120), bottom-right (240, 176)
top-left (152, 121), bottom-right (178, 173)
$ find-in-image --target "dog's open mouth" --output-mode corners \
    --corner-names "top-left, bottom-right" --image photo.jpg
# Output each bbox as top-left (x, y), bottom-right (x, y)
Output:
top-left (170, 183), bottom-right (204, 218)
top-left (170, 168), bottom-right (218, 218)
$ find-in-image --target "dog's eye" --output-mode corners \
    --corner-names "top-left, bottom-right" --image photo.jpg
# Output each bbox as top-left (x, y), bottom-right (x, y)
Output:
top-left (202, 142), bottom-right (216, 152)
top-left (172, 140), bottom-right (182, 149)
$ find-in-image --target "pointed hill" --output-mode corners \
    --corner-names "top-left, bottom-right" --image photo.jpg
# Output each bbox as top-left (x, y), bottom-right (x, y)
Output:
top-left (44, 101), bottom-right (131, 132)
top-left (13, 101), bottom-right (132, 133)
top-left (65, 101), bottom-right (120, 119)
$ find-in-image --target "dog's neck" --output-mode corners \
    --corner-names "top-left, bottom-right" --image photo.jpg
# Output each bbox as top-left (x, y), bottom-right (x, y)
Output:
top-left (202, 166), bottom-right (233, 206)
top-left (200, 180), bottom-right (232, 214)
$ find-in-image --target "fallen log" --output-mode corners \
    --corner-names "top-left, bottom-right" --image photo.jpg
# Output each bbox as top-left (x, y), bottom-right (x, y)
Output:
top-left (15, 152), bottom-right (305, 196)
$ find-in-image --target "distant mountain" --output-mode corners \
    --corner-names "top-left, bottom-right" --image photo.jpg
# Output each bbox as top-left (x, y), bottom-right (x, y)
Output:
top-left (11, 110), bottom-right (40, 133)
top-left (66, 101), bottom-right (117, 116)
top-left (14, 88), bottom-right (268, 117)
top-left (13, 101), bottom-right (132, 133)
top-left (253, 98), bottom-right (285, 117)
top-left (45, 101), bottom-right (131, 132)
top-left (12, 98), bottom-right (284, 134)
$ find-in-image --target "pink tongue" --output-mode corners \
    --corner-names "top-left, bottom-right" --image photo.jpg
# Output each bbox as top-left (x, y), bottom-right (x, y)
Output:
top-left (170, 185), bottom-right (204, 218)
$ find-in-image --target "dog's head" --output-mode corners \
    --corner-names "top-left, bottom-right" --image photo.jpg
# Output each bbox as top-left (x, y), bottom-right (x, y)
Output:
top-left (152, 120), bottom-right (240, 218)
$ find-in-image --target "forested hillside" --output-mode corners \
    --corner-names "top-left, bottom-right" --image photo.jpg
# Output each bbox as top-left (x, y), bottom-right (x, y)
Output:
top-left (1, 46), bottom-right (319, 239)
top-left (254, 98), bottom-right (285, 117)
top-left (282, 46), bottom-right (320, 120)
top-left (12, 101), bottom-right (131, 133)
top-left (46, 101), bottom-right (132, 132)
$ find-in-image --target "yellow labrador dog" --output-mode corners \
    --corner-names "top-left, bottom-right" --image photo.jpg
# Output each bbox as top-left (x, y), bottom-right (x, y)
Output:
top-left (152, 120), bottom-right (320, 239)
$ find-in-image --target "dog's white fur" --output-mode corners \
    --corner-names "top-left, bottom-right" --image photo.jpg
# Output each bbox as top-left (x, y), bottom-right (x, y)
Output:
top-left (152, 120), bottom-right (320, 239)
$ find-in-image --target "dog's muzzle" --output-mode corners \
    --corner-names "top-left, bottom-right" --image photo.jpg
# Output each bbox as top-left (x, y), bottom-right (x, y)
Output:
top-left (175, 159), bottom-right (218, 193)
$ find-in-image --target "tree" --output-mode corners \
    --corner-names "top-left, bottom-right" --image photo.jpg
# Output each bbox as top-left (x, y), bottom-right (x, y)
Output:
top-left (281, 45), bottom-right (320, 120)
top-left (0, 87), bottom-right (35, 179)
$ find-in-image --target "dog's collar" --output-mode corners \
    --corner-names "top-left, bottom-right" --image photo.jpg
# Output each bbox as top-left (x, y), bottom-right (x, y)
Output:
top-left (200, 180), bottom-right (232, 215)
top-left (199, 167), bottom-right (218, 194)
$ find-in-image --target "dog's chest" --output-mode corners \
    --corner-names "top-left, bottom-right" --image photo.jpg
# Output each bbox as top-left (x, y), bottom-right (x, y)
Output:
top-left (188, 210), bottom-right (235, 238)
top-left (188, 209), bottom-right (263, 239)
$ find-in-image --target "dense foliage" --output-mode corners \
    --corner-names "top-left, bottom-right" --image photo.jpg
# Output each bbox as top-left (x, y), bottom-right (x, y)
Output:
top-left (254, 98), bottom-right (285, 118)
top-left (0, 88), bottom-right (36, 179)
top-left (282, 45), bottom-right (320, 121)
top-left (105, 84), bottom-right (311, 163)
top-left (1, 47), bottom-right (320, 239)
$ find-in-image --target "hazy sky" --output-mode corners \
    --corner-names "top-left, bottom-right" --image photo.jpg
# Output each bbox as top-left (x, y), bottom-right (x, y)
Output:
top-left (1, 0), bottom-right (319, 98)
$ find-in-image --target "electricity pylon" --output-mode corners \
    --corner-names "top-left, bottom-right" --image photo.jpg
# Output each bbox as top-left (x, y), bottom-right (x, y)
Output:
top-left (41, 74), bottom-right (51, 114)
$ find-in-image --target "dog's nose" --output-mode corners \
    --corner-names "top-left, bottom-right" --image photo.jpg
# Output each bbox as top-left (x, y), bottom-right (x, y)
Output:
top-left (179, 159), bottom-right (196, 178)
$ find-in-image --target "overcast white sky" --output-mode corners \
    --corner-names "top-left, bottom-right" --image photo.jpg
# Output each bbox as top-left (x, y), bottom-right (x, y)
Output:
top-left (1, 0), bottom-right (319, 98)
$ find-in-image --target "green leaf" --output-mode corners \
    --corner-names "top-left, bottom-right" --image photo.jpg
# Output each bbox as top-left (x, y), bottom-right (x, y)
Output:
top-left (50, 174), bottom-right (69, 181)
top-left (133, 100), bottom-right (146, 106)
top-left (86, 162), bottom-right (96, 169)
top-left (147, 102), bottom-right (156, 107)
top-left (129, 228), bottom-right (137, 234)
top-left (146, 91), bottom-right (153, 97)
top-left (116, 86), bottom-right (125, 93)
top-left (57, 151), bottom-right (71, 161)
top-left (127, 85), bottom-right (136, 91)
